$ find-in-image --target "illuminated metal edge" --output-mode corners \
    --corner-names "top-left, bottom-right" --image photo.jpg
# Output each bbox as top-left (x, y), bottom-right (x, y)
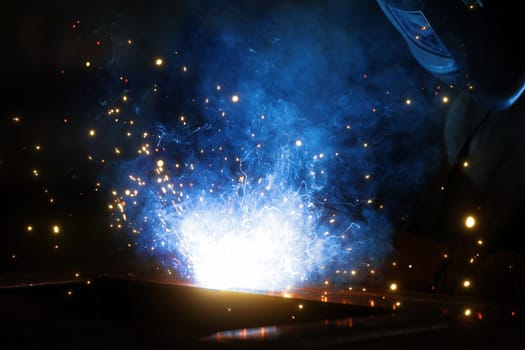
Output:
top-left (26, 271), bottom-right (519, 315)
top-left (0, 277), bottom-right (86, 289)
top-left (202, 325), bottom-right (280, 342)
top-left (2, 273), bottom-right (522, 326)
top-left (200, 318), bottom-right (449, 345)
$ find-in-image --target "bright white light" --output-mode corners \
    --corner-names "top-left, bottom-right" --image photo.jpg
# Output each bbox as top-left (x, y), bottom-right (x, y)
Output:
top-left (174, 181), bottom-right (321, 291)
top-left (117, 149), bottom-right (366, 293)
top-left (465, 215), bottom-right (476, 229)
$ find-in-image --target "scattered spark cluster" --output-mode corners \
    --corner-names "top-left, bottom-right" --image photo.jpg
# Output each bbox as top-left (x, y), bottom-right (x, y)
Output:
top-left (2, 2), bottom-right (523, 324)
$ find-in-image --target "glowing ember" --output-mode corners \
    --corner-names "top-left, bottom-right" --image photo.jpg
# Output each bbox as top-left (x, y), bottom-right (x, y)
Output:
top-left (465, 215), bottom-right (476, 229)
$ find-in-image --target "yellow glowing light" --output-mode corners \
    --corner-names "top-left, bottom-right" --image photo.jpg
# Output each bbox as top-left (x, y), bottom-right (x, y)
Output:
top-left (155, 58), bottom-right (163, 66)
top-left (442, 96), bottom-right (449, 103)
top-left (26, 225), bottom-right (33, 232)
top-left (463, 161), bottom-right (469, 168)
top-left (89, 129), bottom-right (96, 137)
top-left (464, 308), bottom-right (472, 316)
top-left (298, 304), bottom-right (303, 309)
top-left (156, 160), bottom-right (164, 168)
top-left (74, 273), bottom-right (80, 278)
top-left (12, 116), bottom-right (21, 123)
top-left (85, 61), bottom-right (91, 68)
top-left (52, 225), bottom-right (60, 234)
top-left (35, 145), bottom-right (41, 151)
top-left (405, 99), bottom-right (412, 105)
top-left (122, 95), bottom-right (128, 102)
top-left (182, 65), bottom-right (188, 72)
top-left (477, 239), bottom-right (483, 245)
top-left (465, 215), bottom-right (476, 229)
top-left (389, 283), bottom-right (398, 291)
top-left (231, 95), bottom-right (240, 103)
top-left (463, 280), bottom-right (471, 288)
